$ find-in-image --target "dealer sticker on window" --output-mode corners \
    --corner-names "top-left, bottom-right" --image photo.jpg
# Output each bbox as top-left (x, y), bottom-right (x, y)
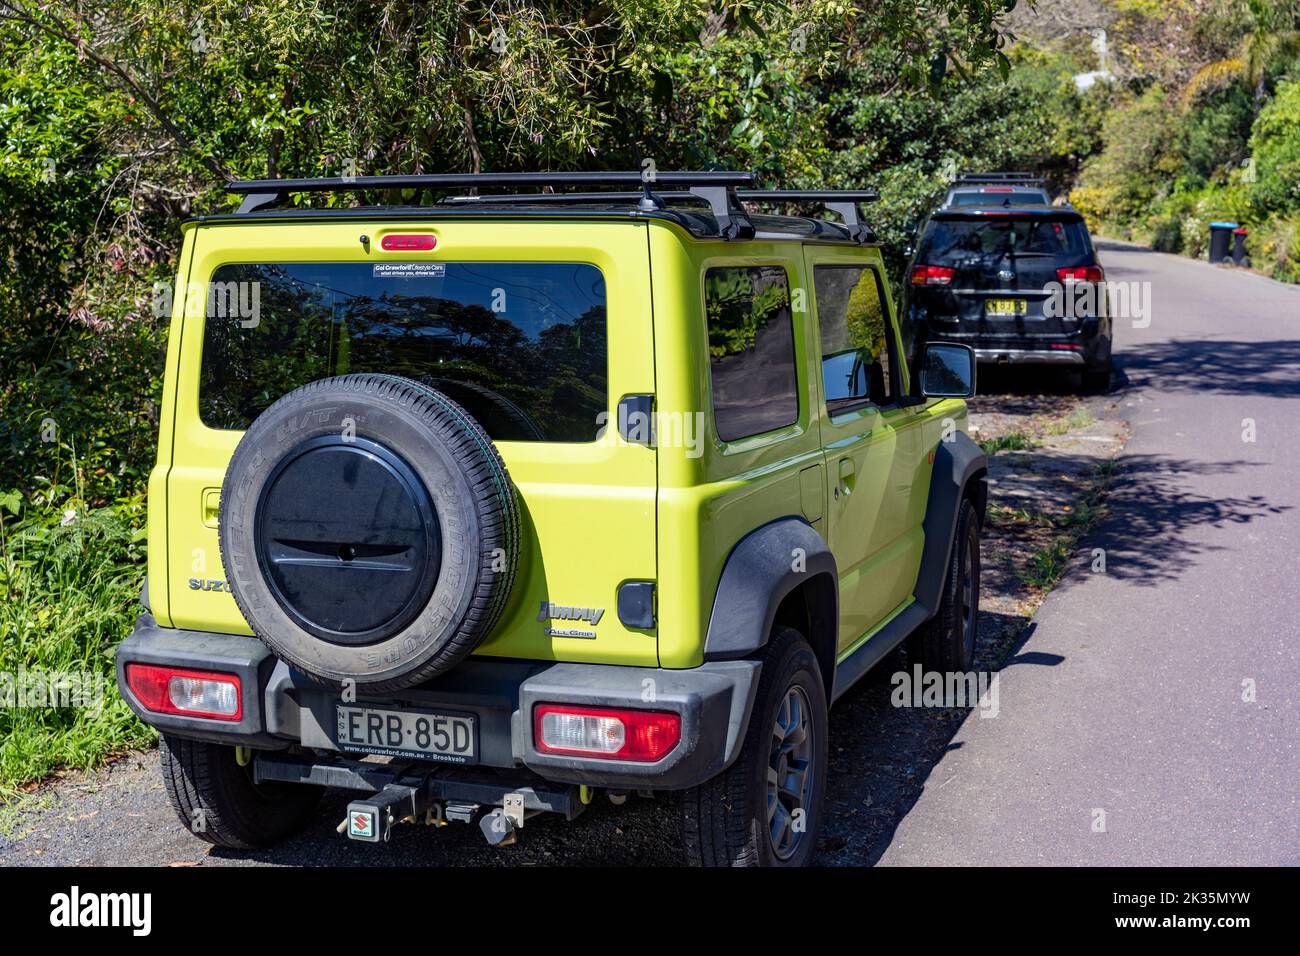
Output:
top-left (373, 262), bottom-right (446, 279)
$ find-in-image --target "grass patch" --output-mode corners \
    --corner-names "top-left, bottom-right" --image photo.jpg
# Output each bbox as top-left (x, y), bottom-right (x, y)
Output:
top-left (979, 432), bottom-right (1036, 455)
top-left (1, 493), bottom-right (154, 798)
top-left (1046, 407), bottom-right (1094, 435)
top-left (0, 790), bottom-right (57, 839)
top-left (1020, 537), bottom-right (1072, 590)
top-left (1052, 499), bottom-right (1102, 529)
top-left (1016, 458), bottom-right (1122, 591)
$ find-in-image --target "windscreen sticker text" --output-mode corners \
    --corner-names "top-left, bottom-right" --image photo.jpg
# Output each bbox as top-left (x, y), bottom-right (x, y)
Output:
top-left (373, 262), bottom-right (446, 278)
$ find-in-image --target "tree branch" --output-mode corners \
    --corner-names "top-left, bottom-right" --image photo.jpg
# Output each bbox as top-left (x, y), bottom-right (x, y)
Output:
top-left (0, 0), bottom-right (233, 183)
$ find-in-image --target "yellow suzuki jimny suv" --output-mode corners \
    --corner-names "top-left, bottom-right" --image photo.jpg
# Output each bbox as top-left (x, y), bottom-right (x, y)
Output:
top-left (116, 170), bottom-right (986, 867)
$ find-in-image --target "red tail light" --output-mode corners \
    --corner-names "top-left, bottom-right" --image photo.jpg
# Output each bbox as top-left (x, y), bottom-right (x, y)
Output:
top-left (1057, 265), bottom-right (1104, 283)
top-left (910, 264), bottom-right (956, 286)
top-left (534, 703), bottom-right (681, 762)
top-left (380, 234), bottom-right (437, 251)
top-left (125, 664), bottom-right (242, 721)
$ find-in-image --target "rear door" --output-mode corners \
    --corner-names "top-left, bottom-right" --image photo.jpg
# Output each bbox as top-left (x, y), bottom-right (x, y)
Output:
top-left (167, 217), bottom-right (658, 667)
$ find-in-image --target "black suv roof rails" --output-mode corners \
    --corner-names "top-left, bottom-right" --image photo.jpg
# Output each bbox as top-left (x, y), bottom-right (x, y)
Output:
top-left (951, 172), bottom-right (1044, 185)
top-left (224, 172), bottom-right (883, 243)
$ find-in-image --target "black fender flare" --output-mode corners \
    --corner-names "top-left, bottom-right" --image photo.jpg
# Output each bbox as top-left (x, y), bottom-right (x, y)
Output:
top-left (915, 430), bottom-right (987, 617)
top-left (702, 517), bottom-right (838, 670)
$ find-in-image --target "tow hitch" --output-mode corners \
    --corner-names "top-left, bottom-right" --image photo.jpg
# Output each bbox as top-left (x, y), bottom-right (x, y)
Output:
top-left (254, 752), bottom-right (583, 846)
top-left (344, 781), bottom-right (434, 843)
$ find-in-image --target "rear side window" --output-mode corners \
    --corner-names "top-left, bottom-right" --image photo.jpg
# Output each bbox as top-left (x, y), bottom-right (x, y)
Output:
top-left (704, 266), bottom-right (799, 442)
top-left (813, 265), bottom-right (893, 412)
top-left (919, 217), bottom-right (1091, 264)
top-left (198, 261), bottom-right (607, 442)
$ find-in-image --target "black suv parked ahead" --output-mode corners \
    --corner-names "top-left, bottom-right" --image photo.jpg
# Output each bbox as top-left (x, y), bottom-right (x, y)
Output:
top-left (939, 171), bottom-right (1052, 209)
top-left (906, 174), bottom-right (1112, 392)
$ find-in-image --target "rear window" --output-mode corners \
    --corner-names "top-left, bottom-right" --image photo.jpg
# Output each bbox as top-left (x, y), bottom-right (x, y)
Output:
top-left (948, 189), bottom-right (1048, 207)
top-left (704, 265), bottom-right (799, 442)
top-left (198, 261), bottom-right (607, 442)
top-left (918, 217), bottom-right (1091, 265)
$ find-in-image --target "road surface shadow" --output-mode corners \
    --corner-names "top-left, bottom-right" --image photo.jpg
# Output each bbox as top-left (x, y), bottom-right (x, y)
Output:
top-left (1120, 338), bottom-right (1300, 399)
top-left (1055, 454), bottom-right (1288, 589)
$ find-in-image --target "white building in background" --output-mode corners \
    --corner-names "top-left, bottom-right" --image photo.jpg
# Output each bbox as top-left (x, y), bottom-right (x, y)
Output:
top-left (1074, 29), bottom-right (1115, 91)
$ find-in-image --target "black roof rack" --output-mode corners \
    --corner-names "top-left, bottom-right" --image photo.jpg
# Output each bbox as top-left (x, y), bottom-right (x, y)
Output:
top-left (222, 171), bottom-right (881, 243)
top-left (950, 172), bottom-right (1044, 186)
top-left (226, 171), bottom-right (757, 238)
top-left (737, 190), bottom-right (880, 243)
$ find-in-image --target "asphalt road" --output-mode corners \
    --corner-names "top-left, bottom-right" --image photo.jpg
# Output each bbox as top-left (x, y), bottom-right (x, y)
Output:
top-left (879, 241), bottom-right (1300, 865)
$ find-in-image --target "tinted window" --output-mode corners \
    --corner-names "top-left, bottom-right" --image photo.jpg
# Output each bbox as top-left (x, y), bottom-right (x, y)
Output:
top-left (949, 189), bottom-right (1049, 207)
top-left (813, 266), bottom-right (893, 411)
top-left (199, 262), bottom-right (607, 442)
top-left (704, 266), bottom-right (799, 441)
top-left (919, 217), bottom-right (1091, 265)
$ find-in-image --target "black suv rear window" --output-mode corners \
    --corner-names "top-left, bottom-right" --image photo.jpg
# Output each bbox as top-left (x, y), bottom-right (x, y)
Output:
top-left (918, 216), bottom-right (1090, 264)
top-left (948, 189), bottom-right (1048, 207)
top-left (199, 261), bottom-right (607, 442)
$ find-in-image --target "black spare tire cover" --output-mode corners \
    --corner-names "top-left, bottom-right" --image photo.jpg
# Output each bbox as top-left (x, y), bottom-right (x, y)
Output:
top-left (219, 374), bottom-right (520, 691)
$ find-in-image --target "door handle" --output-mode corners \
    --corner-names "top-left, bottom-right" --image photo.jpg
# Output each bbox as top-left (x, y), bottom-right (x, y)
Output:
top-left (837, 457), bottom-right (855, 498)
top-left (202, 488), bottom-right (221, 528)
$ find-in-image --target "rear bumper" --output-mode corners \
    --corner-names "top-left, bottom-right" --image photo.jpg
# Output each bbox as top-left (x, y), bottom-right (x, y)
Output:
top-left (116, 615), bottom-right (761, 790)
top-left (974, 347), bottom-right (1086, 365)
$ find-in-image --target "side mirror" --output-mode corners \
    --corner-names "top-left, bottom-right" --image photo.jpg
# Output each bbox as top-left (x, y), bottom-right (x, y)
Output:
top-left (919, 342), bottom-right (976, 398)
top-left (902, 220), bottom-right (918, 258)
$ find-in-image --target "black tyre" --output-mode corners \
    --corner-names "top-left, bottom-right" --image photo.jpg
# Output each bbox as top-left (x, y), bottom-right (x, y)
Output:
top-left (159, 735), bottom-right (322, 849)
top-left (681, 627), bottom-right (828, 866)
top-left (910, 497), bottom-right (981, 673)
top-left (220, 374), bottom-right (519, 691)
top-left (1081, 361), bottom-right (1112, 394)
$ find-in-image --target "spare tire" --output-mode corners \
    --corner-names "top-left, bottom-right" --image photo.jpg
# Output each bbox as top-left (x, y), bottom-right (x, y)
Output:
top-left (218, 374), bottom-right (519, 691)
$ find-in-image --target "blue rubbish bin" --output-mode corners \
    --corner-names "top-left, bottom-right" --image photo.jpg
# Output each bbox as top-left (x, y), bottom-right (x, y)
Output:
top-left (1208, 221), bottom-right (1237, 263)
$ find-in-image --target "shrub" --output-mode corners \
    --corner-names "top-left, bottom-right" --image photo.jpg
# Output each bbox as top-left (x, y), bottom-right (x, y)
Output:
top-left (0, 494), bottom-right (153, 794)
top-left (1248, 76), bottom-right (1300, 215)
top-left (1252, 213), bottom-right (1300, 281)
